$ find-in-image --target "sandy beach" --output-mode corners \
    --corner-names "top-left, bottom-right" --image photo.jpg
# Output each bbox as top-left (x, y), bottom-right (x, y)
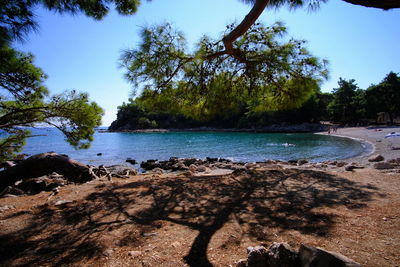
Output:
top-left (0, 127), bottom-right (399, 267)
top-left (320, 126), bottom-right (400, 164)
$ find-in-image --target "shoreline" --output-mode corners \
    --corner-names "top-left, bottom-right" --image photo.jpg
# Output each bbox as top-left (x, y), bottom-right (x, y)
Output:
top-left (316, 131), bottom-right (376, 163)
top-left (318, 126), bottom-right (400, 165)
top-left (103, 125), bottom-right (400, 165)
top-left (103, 123), bottom-right (326, 134)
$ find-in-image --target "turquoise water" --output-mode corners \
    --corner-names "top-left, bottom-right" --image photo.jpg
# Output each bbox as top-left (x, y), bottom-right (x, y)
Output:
top-left (21, 128), bottom-right (367, 166)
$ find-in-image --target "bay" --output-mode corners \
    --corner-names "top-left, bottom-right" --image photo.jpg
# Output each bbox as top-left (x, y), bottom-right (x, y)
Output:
top-left (21, 127), bottom-right (369, 166)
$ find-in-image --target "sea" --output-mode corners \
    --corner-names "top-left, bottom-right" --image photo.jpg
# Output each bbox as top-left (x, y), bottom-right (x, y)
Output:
top-left (20, 127), bottom-right (370, 166)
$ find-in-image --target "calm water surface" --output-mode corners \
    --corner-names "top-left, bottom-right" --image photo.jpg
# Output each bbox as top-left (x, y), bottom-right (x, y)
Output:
top-left (22, 128), bottom-right (368, 165)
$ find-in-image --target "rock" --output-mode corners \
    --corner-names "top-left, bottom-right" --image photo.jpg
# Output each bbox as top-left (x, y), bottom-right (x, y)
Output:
top-left (0, 161), bottom-right (15, 169)
top-left (246, 246), bottom-right (268, 267)
top-left (336, 161), bottom-right (348, 167)
top-left (125, 158), bottom-right (137, 165)
top-left (0, 152), bottom-right (97, 188)
top-left (173, 162), bottom-right (189, 171)
top-left (225, 164), bottom-right (233, 169)
top-left (218, 158), bottom-right (232, 163)
top-left (368, 154), bottom-right (384, 162)
top-left (128, 250), bottom-right (142, 258)
top-left (387, 158), bottom-right (400, 165)
top-left (183, 158), bottom-right (198, 166)
top-left (152, 167), bottom-right (164, 174)
top-left (97, 153), bottom-right (103, 156)
top-left (182, 170), bottom-right (193, 177)
top-left (140, 160), bottom-right (158, 170)
top-left (297, 159), bottom-right (308, 166)
top-left (189, 164), bottom-right (197, 172)
top-left (171, 241), bottom-right (181, 248)
top-left (345, 165), bottom-right (358, 171)
top-left (288, 160), bottom-right (298, 165)
top-left (103, 248), bottom-right (114, 257)
top-left (0, 186), bottom-right (25, 197)
top-left (169, 157), bottom-right (179, 163)
top-left (196, 165), bottom-right (207, 172)
top-left (267, 242), bottom-right (300, 267)
top-left (245, 163), bottom-right (257, 169)
top-left (315, 163), bottom-right (328, 169)
top-left (97, 165), bottom-right (137, 178)
top-left (373, 162), bottom-right (394, 170)
top-left (0, 194), bottom-right (18, 198)
top-left (299, 244), bottom-right (361, 267)
top-left (54, 200), bottom-right (73, 206)
top-left (206, 157), bottom-right (218, 163)
top-left (0, 205), bottom-right (16, 213)
top-left (17, 176), bottom-right (66, 194)
top-left (141, 232), bottom-right (157, 237)
top-left (235, 259), bottom-right (248, 267)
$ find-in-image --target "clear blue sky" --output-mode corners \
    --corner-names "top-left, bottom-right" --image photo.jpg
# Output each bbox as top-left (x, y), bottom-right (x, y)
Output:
top-left (16, 0), bottom-right (400, 126)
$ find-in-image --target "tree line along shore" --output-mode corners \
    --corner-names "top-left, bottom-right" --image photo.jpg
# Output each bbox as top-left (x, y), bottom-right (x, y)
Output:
top-left (109, 72), bottom-right (400, 131)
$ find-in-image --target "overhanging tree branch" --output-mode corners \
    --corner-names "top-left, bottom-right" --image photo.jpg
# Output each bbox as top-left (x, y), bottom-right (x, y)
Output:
top-left (206, 0), bottom-right (269, 64)
top-left (342, 0), bottom-right (400, 10)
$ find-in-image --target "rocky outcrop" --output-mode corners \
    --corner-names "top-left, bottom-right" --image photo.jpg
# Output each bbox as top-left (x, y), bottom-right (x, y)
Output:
top-left (140, 157), bottom-right (235, 171)
top-left (235, 243), bottom-right (360, 267)
top-left (0, 153), bottom-right (138, 196)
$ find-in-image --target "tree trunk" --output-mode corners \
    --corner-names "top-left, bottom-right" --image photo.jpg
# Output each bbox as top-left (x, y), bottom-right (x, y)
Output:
top-left (388, 112), bottom-right (394, 125)
top-left (0, 152), bottom-right (98, 189)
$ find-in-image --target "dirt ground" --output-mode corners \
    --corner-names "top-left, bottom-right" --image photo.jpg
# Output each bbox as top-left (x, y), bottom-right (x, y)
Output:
top-left (0, 165), bottom-right (399, 267)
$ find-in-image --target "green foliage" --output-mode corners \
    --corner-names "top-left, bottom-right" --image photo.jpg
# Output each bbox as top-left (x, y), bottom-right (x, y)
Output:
top-left (326, 72), bottom-right (400, 124)
top-left (121, 22), bottom-right (328, 121)
top-left (0, 0), bottom-right (142, 45)
top-left (0, 0), bottom-right (137, 160)
top-left (365, 72), bottom-right (400, 124)
top-left (0, 45), bottom-right (104, 161)
top-left (112, 70), bottom-right (400, 130)
top-left (113, 22), bottom-right (332, 130)
top-left (327, 78), bottom-right (360, 123)
top-left (109, 98), bottom-right (198, 130)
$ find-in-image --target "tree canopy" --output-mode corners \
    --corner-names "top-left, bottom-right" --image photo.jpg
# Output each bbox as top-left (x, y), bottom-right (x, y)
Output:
top-left (366, 72), bottom-right (400, 124)
top-left (121, 22), bottom-right (328, 114)
top-left (110, 71), bottom-right (399, 130)
top-left (0, 1), bottom-right (136, 160)
top-left (109, 22), bottom-right (329, 130)
top-left (0, 44), bottom-right (103, 161)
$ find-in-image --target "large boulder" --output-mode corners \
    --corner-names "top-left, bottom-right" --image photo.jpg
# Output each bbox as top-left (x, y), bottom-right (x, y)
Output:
top-left (267, 242), bottom-right (300, 267)
top-left (0, 152), bottom-right (98, 190)
top-left (299, 244), bottom-right (361, 267)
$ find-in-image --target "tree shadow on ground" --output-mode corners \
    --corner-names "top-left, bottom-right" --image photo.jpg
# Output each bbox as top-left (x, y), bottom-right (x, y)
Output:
top-left (0, 168), bottom-right (379, 266)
